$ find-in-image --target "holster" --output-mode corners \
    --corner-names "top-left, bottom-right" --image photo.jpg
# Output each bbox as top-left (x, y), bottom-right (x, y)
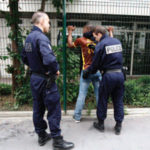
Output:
top-left (31, 72), bottom-right (56, 89)
top-left (122, 66), bottom-right (128, 81)
top-left (46, 74), bottom-right (56, 89)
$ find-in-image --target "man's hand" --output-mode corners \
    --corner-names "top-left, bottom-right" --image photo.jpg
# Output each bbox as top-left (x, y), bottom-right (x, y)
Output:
top-left (107, 26), bottom-right (114, 37)
top-left (107, 26), bottom-right (114, 32)
top-left (67, 26), bottom-right (76, 48)
top-left (83, 69), bottom-right (90, 79)
top-left (88, 44), bottom-right (95, 50)
top-left (67, 26), bottom-right (76, 32)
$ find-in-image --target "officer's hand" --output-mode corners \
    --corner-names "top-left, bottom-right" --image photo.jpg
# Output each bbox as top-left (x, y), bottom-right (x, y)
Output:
top-left (67, 26), bottom-right (76, 32)
top-left (56, 71), bottom-right (60, 76)
top-left (83, 69), bottom-right (89, 79)
top-left (88, 44), bottom-right (95, 50)
top-left (107, 26), bottom-right (114, 33)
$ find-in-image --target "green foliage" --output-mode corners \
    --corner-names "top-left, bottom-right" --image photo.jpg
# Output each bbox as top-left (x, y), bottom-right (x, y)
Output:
top-left (1, 0), bottom-right (27, 93)
top-left (51, 0), bottom-right (73, 12)
top-left (53, 45), bottom-right (80, 103)
top-left (1, 0), bottom-right (31, 106)
top-left (87, 84), bottom-right (94, 98)
top-left (124, 76), bottom-right (150, 106)
top-left (0, 56), bottom-right (9, 60)
top-left (86, 85), bottom-right (97, 114)
top-left (2, 9), bottom-right (30, 104)
top-left (0, 84), bottom-right (12, 96)
top-left (86, 101), bottom-right (96, 116)
top-left (14, 79), bottom-right (32, 105)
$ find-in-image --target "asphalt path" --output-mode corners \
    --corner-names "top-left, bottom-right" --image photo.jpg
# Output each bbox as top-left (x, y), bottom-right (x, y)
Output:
top-left (0, 114), bottom-right (150, 150)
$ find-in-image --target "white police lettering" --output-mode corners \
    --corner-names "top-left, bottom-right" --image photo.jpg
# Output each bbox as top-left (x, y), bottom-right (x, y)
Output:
top-left (105, 44), bottom-right (122, 54)
top-left (25, 43), bottom-right (32, 52)
top-left (48, 44), bottom-right (52, 50)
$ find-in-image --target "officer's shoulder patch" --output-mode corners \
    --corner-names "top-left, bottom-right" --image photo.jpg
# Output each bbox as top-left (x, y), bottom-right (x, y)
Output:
top-left (105, 44), bottom-right (122, 54)
top-left (25, 42), bottom-right (32, 52)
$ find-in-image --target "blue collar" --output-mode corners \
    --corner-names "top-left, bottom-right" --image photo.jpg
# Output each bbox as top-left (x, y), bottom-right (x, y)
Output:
top-left (32, 26), bottom-right (43, 33)
top-left (100, 34), bottom-right (109, 41)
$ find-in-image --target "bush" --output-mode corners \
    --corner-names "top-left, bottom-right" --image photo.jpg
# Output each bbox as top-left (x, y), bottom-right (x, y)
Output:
top-left (53, 46), bottom-right (80, 103)
top-left (14, 71), bottom-right (32, 106)
top-left (0, 84), bottom-right (12, 96)
top-left (124, 76), bottom-right (150, 106)
top-left (14, 82), bottom-right (32, 105)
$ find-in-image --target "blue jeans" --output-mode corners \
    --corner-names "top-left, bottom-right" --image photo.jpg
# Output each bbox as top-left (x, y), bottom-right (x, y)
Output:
top-left (74, 71), bottom-right (101, 121)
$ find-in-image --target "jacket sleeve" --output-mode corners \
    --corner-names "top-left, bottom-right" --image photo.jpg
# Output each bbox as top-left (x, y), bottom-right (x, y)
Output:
top-left (21, 47), bottom-right (29, 66)
top-left (38, 39), bottom-right (59, 74)
top-left (87, 44), bottom-right (103, 74)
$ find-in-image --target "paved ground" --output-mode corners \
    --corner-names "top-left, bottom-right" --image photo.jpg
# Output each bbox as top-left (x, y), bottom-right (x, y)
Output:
top-left (0, 115), bottom-right (150, 150)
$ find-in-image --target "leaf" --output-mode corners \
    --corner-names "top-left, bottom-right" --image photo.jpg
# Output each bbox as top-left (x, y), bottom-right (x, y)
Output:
top-left (0, 56), bottom-right (9, 60)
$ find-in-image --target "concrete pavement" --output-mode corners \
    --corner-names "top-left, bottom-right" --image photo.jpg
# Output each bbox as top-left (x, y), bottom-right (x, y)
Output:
top-left (0, 110), bottom-right (150, 150)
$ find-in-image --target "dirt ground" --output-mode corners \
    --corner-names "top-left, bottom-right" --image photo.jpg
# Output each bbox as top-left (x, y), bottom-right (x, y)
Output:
top-left (0, 95), bottom-right (145, 111)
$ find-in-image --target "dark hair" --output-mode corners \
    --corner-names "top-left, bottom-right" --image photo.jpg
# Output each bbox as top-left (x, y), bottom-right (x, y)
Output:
top-left (94, 26), bottom-right (106, 35)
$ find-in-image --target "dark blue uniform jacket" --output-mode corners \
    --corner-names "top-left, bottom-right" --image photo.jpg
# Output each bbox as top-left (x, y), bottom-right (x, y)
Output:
top-left (21, 26), bottom-right (59, 74)
top-left (88, 34), bottom-right (123, 73)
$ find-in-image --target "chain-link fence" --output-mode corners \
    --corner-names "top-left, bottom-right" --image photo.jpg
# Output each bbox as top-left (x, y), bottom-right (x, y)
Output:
top-left (0, 0), bottom-right (150, 107)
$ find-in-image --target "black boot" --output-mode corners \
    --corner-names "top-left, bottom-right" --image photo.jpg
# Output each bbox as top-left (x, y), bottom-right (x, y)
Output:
top-left (93, 120), bottom-right (104, 132)
top-left (53, 136), bottom-right (74, 150)
top-left (114, 122), bottom-right (122, 135)
top-left (38, 131), bottom-right (51, 146)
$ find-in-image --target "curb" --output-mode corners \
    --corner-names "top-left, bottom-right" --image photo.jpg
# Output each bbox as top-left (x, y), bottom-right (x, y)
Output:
top-left (0, 108), bottom-right (150, 118)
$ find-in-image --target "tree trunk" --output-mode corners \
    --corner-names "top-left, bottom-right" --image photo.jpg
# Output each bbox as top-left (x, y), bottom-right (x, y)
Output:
top-left (39, 0), bottom-right (47, 11)
top-left (9, 0), bottom-right (21, 95)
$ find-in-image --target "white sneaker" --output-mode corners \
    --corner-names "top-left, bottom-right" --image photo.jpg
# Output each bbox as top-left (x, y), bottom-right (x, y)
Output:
top-left (73, 116), bottom-right (80, 123)
top-left (74, 119), bottom-right (80, 123)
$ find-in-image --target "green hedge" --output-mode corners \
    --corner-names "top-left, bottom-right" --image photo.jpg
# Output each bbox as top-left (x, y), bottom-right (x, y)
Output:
top-left (0, 83), bottom-right (11, 96)
top-left (14, 82), bottom-right (32, 105)
top-left (1, 76), bottom-right (150, 107)
top-left (124, 76), bottom-right (150, 106)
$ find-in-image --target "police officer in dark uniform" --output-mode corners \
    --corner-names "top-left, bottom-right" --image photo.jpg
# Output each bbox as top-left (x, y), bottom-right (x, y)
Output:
top-left (83, 26), bottom-right (125, 135)
top-left (21, 12), bottom-right (74, 149)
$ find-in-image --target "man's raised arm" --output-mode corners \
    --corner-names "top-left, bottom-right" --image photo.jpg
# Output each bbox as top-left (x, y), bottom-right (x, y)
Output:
top-left (107, 26), bottom-right (114, 38)
top-left (67, 25), bottom-right (76, 48)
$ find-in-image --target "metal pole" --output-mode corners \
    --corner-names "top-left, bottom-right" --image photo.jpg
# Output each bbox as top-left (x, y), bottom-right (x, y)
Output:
top-left (130, 23), bottom-right (136, 75)
top-left (63, 0), bottom-right (67, 114)
top-left (130, 32), bottom-right (135, 75)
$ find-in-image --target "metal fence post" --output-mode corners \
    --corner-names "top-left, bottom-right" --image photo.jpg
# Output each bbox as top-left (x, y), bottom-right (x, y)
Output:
top-left (130, 23), bottom-right (136, 75)
top-left (63, 0), bottom-right (67, 114)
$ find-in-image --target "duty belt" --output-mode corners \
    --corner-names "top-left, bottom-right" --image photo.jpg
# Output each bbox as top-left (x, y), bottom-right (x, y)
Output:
top-left (105, 69), bottom-right (122, 74)
top-left (32, 72), bottom-right (49, 79)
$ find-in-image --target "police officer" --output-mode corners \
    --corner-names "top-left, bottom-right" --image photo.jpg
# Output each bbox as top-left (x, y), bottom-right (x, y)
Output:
top-left (83, 26), bottom-right (125, 135)
top-left (21, 12), bottom-right (74, 149)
